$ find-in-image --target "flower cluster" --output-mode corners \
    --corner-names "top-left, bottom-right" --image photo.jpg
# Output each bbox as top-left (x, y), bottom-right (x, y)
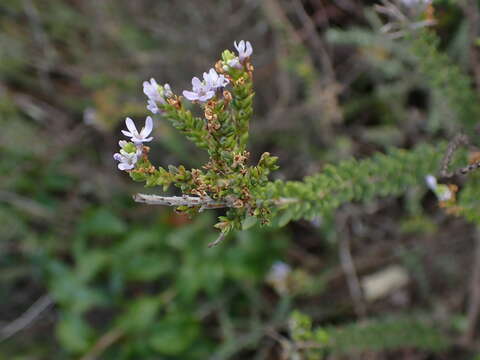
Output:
top-left (182, 68), bottom-right (229, 102)
top-left (143, 79), bottom-right (173, 114)
top-left (113, 40), bottom-right (281, 237)
top-left (113, 117), bottom-right (153, 171)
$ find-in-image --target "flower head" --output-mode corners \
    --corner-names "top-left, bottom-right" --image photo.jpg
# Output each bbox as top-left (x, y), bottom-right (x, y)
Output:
top-left (113, 149), bottom-right (139, 171)
top-left (234, 40), bottom-right (253, 62)
top-left (182, 76), bottom-right (215, 102)
top-left (143, 79), bottom-right (173, 114)
top-left (121, 117), bottom-right (154, 145)
top-left (203, 68), bottom-right (229, 90)
top-left (227, 57), bottom-right (242, 70)
top-left (400, 0), bottom-right (432, 7)
top-left (425, 174), bottom-right (452, 202)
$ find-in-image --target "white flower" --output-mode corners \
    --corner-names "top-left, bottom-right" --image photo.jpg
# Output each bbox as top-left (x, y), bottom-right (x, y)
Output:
top-left (227, 57), bottom-right (242, 69)
top-left (113, 149), bottom-right (139, 171)
top-left (182, 76), bottom-right (215, 102)
top-left (425, 174), bottom-right (452, 202)
top-left (121, 117), bottom-right (154, 145)
top-left (203, 68), bottom-right (229, 90)
top-left (147, 99), bottom-right (160, 114)
top-left (425, 175), bottom-right (437, 191)
top-left (163, 83), bottom-right (173, 98)
top-left (234, 40), bottom-right (253, 62)
top-left (266, 261), bottom-right (291, 295)
top-left (143, 78), bottom-right (164, 103)
top-left (400, 0), bottom-right (432, 7)
top-left (143, 79), bottom-right (173, 114)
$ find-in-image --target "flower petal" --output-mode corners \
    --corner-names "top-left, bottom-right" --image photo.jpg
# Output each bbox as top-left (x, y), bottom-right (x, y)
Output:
top-left (125, 117), bottom-right (137, 134)
top-left (141, 116), bottom-right (153, 137)
top-left (183, 90), bottom-right (198, 101)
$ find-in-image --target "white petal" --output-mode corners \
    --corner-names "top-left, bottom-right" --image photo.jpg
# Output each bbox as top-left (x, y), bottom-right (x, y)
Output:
top-left (191, 77), bottom-right (202, 89)
top-left (141, 116), bottom-right (153, 137)
top-left (121, 130), bottom-right (133, 137)
top-left (125, 117), bottom-right (137, 134)
top-left (245, 41), bottom-right (253, 56)
top-left (183, 90), bottom-right (198, 101)
top-left (425, 175), bottom-right (437, 190)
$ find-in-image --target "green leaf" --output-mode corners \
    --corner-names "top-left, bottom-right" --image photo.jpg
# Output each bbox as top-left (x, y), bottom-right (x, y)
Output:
top-left (149, 314), bottom-right (199, 355)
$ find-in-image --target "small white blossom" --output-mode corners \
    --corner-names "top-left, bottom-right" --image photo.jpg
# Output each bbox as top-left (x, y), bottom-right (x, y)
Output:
top-left (203, 68), bottom-right (229, 90)
top-left (400, 0), bottom-right (432, 7)
top-left (147, 99), bottom-right (160, 114)
top-left (163, 83), bottom-right (173, 98)
top-left (143, 79), bottom-right (173, 114)
top-left (266, 261), bottom-right (291, 295)
top-left (234, 40), bottom-right (253, 62)
top-left (121, 117), bottom-right (154, 145)
top-left (182, 76), bottom-right (215, 102)
top-left (425, 175), bottom-right (437, 191)
top-left (113, 149), bottom-right (139, 171)
top-left (143, 78), bottom-right (164, 103)
top-left (227, 57), bottom-right (242, 70)
top-left (425, 174), bottom-right (452, 202)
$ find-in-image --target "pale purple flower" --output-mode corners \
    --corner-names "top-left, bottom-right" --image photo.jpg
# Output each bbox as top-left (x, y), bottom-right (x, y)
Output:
top-left (121, 117), bottom-right (154, 145)
top-left (425, 175), bottom-right (437, 191)
top-left (113, 150), bottom-right (139, 171)
top-left (143, 78), bottom-right (164, 103)
top-left (400, 0), bottom-right (432, 7)
top-left (182, 77), bottom-right (215, 102)
top-left (143, 79), bottom-right (173, 114)
top-left (425, 174), bottom-right (452, 201)
top-left (234, 40), bottom-right (253, 62)
top-left (147, 99), bottom-right (160, 114)
top-left (163, 83), bottom-right (173, 98)
top-left (227, 57), bottom-right (242, 70)
top-left (203, 68), bottom-right (229, 90)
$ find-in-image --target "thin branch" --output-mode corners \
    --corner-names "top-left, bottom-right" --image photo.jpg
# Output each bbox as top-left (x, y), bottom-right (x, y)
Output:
top-left (462, 0), bottom-right (480, 90)
top-left (337, 210), bottom-right (367, 318)
top-left (80, 328), bottom-right (124, 360)
top-left (133, 193), bottom-right (299, 209)
top-left (439, 133), bottom-right (470, 178)
top-left (463, 228), bottom-right (480, 344)
top-left (0, 295), bottom-right (53, 342)
top-left (208, 232), bottom-right (227, 248)
top-left (133, 194), bottom-right (229, 210)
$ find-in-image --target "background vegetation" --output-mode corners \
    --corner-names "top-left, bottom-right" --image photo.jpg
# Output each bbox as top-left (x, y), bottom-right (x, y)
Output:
top-left (1, 0), bottom-right (480, 359)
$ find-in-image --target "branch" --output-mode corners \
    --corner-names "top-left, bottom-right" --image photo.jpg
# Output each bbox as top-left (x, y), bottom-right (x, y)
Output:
top-left (133, 194), bottom-right (229, 211)
top-left (133, 193), bottom-right (299, 210)
top-left (0, 295), bottom-right (53, 342)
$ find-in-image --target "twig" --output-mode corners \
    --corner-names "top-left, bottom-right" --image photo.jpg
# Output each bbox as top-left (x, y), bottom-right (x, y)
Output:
top-left (462, 0), bottom-right (480, 90)
top-left (439, 133), bottom-right (470, 178)
top-left (133, 193), bottom-right (299, 209)
top-left (336, 209), bottom-right (367, 318)
top-left (80, 328), bottom-right (124, 360)
top-left (133, 194), bottom-right (229, 209)
top-left (208, 232), bottom-right (227, 248)
top-left (463, 228), bottom-right (480, 344)
top-left (0, 295), bottom-right (53, 342)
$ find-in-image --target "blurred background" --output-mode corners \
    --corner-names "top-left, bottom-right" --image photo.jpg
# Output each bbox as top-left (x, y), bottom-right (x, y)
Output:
top-left (1, 0), bottom-right (479, 359)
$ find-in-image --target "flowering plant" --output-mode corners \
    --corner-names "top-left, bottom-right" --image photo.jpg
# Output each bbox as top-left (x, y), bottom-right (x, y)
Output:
top-left (114, 36), bottom-right (480, 245)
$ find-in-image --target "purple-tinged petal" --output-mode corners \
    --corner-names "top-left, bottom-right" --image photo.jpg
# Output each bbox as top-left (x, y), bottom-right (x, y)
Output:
top-left (121, 130), bottom-right (133, 137)
top-left (141, 116), bottom-right (153, 137)
top-left (125, 117), bottom-right (137, 134)
top-left (183, 90), bottom-right (198, 101)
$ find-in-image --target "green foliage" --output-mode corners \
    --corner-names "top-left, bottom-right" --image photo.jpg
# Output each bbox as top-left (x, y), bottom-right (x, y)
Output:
top-left (289, 311), bottom-right (449, 358)
top-left (267, 143), bottom-right (447, 223)
top-left (409, 29), bottom-right (480, 132)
